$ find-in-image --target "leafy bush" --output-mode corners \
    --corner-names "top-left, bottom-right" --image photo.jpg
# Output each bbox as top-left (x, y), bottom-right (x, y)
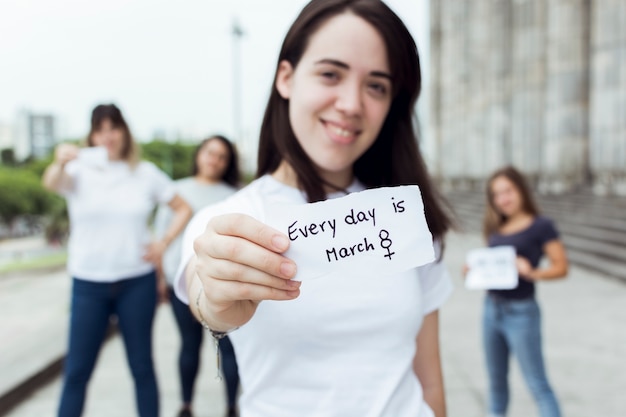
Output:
top-left (0, 140), bottom-right (199, 241)
top-left (141, 141), bottom-right (197, 180)
top-left (0, 168), bottom-right (55, 224)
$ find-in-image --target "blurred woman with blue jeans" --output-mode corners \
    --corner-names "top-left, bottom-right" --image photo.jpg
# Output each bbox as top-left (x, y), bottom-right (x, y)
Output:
top-left (479, 166), bottom-right (568, 417)
top-left (154, 135), bottom-right (241, 417)
top-left (43, 104), bottom-right (192, 417)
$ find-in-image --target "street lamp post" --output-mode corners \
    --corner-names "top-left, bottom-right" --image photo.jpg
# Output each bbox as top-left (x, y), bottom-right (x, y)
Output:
top-left (232, 18), bottom-right (244, 148)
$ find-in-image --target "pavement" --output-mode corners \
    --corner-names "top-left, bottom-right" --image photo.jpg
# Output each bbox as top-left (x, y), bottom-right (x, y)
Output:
top-left (0, 236), bottom-right (64, 267)
top-left (1, 232), bottom-right (625, 417)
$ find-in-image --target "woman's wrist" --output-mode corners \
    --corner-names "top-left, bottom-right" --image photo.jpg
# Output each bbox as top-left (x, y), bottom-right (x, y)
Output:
top-left (194, 285), bottom-right (213, 329)
top-left (158, 236), bottom-right (173, 249)
top-left (194, 283), bottom-right (238, 335)
top-left (51, 161), bottom-right (66, 170)
top-left (159, 239), bottom-right (169, 249)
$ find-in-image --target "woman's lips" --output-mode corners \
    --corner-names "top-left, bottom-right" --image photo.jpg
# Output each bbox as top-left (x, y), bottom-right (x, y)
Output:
top-left (323, 120), bottom-right (360, 145)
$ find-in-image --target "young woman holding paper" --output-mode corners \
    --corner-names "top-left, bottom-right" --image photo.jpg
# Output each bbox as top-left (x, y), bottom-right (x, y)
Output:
top-left (174, 1), bottom-right (453, 416)
top-left (480, 166), bottom-right (568, 417)
top-left (43, 103), bottom-right (192, 417)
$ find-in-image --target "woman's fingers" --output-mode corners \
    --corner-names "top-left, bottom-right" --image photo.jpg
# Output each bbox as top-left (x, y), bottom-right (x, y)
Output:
top-left (55, 144), bottom-right (79, 165)
top-left (205, 271), bottom-right (301, 302)
top-left (191, 213), bottom-right (301, 311)
top-left (196, 214), bottom-right (297, 281)
top-left (211, 213), bottom-right (290, 254)
top-left (190, 214), bottom-right (300, 329)
top-left (196, 256), bottom-right (300, 295)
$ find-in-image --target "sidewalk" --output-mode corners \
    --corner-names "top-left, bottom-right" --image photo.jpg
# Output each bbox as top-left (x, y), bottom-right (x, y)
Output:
top-left (441, 233), bottom-right (625, 417)
top-left (0, 236), bottom-right (64, 268)
top-left (3, 301), bottom-right (227, 417)
top-left (0, 270), bottom-right (69, 407)
top-left (3, 232), bottom-right (625, 417)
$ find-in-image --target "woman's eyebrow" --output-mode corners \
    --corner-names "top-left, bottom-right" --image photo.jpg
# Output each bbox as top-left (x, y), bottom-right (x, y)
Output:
top-left (314, 58), bottom-right (392, 80)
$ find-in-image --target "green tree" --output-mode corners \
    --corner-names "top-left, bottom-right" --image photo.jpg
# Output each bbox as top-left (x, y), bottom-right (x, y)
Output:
top-left (1, 149), bottom-right (16, 166)
top-left (141, 140), bottom-right (197, 180)
top-left (0, 168), bottom-right (57, 229)
top-left (43, 194), bottom-right (68, 243)
top-left (22, 154), bottom-right (54, 178)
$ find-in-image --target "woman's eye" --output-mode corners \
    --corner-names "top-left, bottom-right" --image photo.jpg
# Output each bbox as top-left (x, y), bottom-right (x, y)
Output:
top-left (369, 83), bottom-right (388, 95)
top-left (321, 71), bottom-right (339, 81)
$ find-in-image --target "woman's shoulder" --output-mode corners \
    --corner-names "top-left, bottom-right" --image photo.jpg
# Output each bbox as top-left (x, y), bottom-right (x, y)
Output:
top-left (174, 176), bottom-right (194, 183)
top-left (190, 176), bottom-right (297, 223)
top-left (137, 160), bottom-right (155, 168)
top-left (192, 177), bottom-right (268, 215)
top-left (173, 176), bottom-right (197, 188)
top-left (532, 215), bottom-right (560, 239)
top-left (135, 160), bottom-right (163, 175)
top-left (532, 215), bottom-right (556, 229)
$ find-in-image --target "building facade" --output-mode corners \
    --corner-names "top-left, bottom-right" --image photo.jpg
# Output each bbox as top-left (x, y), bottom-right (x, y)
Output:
top-left (0, 110), bottom-right (56, 163)
top-left (429, 0), bottom-right (625, 195)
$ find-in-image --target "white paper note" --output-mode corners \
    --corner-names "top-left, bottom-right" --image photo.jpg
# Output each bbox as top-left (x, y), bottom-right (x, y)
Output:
top-left (465, 246), bottom-right (518, 290)
top-left (265, 185), bottom-right (435, 281)
top-left (78, 147), bottom-right (108, 168)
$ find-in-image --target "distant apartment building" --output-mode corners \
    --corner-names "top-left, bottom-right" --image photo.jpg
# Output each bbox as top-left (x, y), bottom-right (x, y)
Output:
top-left (0, 110), bottom-right (57, 162)
top-left (28, 113), bottom-right (56, 159)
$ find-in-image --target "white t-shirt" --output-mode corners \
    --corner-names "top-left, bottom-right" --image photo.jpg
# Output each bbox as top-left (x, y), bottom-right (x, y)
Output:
top-left (63, 159), bottom-right (175, 282)
top-left (174, 175), bottom-right (452, 417)
top-left (153, 177), bottom-right (236, 285)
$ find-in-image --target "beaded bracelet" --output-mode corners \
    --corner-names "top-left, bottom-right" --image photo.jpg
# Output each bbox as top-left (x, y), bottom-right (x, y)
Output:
top-left (194, 287), bottom-right (236, 379)
top-left (194, 288), bottom-right (236, 337)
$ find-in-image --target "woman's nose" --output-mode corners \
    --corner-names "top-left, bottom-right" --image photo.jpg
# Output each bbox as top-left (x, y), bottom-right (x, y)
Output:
top-left (335, 82), bottom-right (363, 116)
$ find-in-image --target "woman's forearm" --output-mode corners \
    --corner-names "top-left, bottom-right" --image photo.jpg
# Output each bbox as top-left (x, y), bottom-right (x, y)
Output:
top-left (42, 162), bottom-right (70, 192)
top-left (529, 263), bottom-right (568, 280)
top-left (529, 240), bottom-right (569, 281)
top-left (161, 196), bottom-right (192, 247)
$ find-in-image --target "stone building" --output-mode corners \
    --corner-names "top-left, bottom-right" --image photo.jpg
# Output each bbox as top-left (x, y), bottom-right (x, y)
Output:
top-left (429, 0), bottom-right (625, 195)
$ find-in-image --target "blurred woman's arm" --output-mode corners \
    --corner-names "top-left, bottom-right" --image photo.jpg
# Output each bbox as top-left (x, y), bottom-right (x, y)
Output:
top-left (517, 239), bottom-right (569, 281)
top-left (144, 194), bottom-right (192, 265)
top-left (42, 144), bottom-right (79, 192)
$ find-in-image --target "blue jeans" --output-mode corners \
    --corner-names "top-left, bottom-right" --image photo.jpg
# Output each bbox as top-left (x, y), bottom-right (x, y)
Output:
top-left (169, 288), bottom-right (240, 409)
top-left (483, 295), bottom-right (561, 417)
top-left (219, 335), bottom-right (240, 409)
top-left (169, 287), bottom-right (203, 405)
top-left (58, 272), bottom-right (159, 417)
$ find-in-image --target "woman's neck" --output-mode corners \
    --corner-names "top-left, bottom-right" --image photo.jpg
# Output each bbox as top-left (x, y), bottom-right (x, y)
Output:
top-left (194, 175), bottom-right (221, 185)
top-left (271, 162), bottom-right (299, 188)
top-left (500, 211), bottom-right (534, 234)
top-left (271, 161), bottom-right (353, 193)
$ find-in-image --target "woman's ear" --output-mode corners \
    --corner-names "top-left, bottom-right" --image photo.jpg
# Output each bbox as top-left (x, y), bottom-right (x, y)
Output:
top-left (275, 60), bottom-right (294, 99)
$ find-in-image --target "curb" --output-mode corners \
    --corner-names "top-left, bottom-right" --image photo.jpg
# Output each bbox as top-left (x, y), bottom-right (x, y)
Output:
top-left (0, 323), bottom-right (118, 417)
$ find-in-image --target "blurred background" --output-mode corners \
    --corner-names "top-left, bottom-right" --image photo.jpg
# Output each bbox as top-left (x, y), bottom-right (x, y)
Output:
top-left (428, 0), bottom-right (625, 196)
top-left (0, 0), bottom-right (624, 416)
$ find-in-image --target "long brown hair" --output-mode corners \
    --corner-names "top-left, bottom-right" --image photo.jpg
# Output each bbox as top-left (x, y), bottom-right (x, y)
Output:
top-left (483, 166), bottom-right (540, 239)
top-left (87, 104), bottom-right (139, 165)
top-left (256, 0), bottom-right (452, 241)
top-left (191, 135), bottom-right (240, 187)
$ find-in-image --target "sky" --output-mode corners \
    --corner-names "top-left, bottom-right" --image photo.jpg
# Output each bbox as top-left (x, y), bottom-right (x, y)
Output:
top-left (0, 0), bottom-right (429, 164)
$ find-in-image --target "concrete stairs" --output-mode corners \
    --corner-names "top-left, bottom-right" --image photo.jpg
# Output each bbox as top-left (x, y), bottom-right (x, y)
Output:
top-left (444, 190), bottom-right (626, 283)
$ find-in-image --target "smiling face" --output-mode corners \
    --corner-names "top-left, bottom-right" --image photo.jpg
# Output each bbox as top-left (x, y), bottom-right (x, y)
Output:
top-left (275, 12), bottom-right (392, 188)
top-left (490, 175), bottom-right (524, 217)
top-left (90, 118), bottom-right (125, 160)
top-left (195, 138), bottom-right (230, 182)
